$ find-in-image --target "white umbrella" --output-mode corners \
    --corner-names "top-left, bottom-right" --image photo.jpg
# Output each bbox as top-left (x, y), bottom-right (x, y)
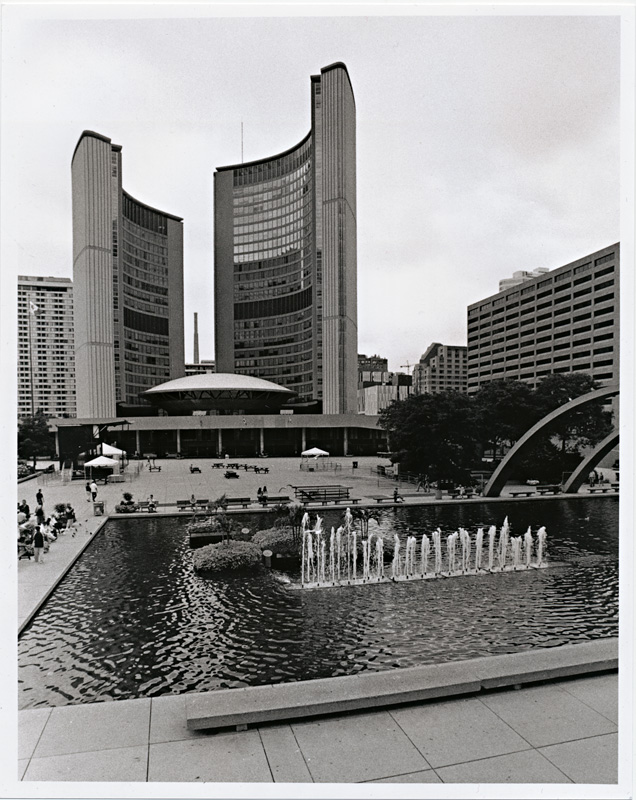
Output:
top-left (84, 455), bottom-right (119, 467)
top-left (100, 443), bottom-right (125, 457)
top-left (301, 447), bottom-right (329, 457)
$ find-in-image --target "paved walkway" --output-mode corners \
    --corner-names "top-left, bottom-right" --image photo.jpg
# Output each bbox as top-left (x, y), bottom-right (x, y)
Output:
top-left (18, 672), bottom-right (618, 783)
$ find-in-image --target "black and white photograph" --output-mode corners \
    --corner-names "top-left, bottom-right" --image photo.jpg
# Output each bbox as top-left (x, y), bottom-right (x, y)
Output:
top-left (2, 3), bottom-right (634, 796)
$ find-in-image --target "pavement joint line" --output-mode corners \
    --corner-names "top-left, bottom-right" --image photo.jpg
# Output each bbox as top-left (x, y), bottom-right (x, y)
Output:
top-left (556, 682), bottom-right (618, 724)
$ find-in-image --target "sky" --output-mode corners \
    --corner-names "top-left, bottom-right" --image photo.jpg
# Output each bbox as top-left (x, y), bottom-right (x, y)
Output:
top-left (1, 6), bottom-right (624, 372)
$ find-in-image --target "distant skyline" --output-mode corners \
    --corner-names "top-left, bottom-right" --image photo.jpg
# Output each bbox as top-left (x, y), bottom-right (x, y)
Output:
top-left (1, 7), bottom-right (623, 372)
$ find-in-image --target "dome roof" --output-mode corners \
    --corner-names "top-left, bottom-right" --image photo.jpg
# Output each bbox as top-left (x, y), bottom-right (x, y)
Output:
top-left (144, 373), bottom-right (295, 396)
top-left (141, 373), bottom-right (296, 415)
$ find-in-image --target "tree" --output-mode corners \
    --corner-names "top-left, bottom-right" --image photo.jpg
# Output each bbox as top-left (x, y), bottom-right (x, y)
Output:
top-left (472, 379), bottom-right (539, 457)
top-left (379, 392), bottom-right (478, 484)
top-left (18, 411), bottom-right (53, 468)
top-left (533, 374), bottom-right (614, 455)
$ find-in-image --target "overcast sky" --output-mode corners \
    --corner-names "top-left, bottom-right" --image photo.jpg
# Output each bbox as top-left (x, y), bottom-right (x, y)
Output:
top-left (1, 7), bottom-right (622, 372)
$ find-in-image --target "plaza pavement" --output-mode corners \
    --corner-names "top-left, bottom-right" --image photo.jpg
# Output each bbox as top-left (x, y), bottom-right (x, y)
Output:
top-left (16, 457), bottom-right (622, 786)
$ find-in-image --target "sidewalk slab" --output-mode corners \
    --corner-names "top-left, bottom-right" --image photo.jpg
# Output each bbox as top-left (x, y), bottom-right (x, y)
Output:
top-left (555, 673), bottom-right (618, 723)
top-left (23, 744), bottom-right (148, 782)
top-left (33, 697), bottom-right (151, 758)
top-left (289, 710), bottom-right (430, 783)
top-left (538, 732), bottom-right (618, 783)
top-left (147, 731), bottom-right (272, 782)
top-left (259, 725), bottom-right (313, 783)
top-left (435, 748), bottom-right (572, 783)
top-left (366, 769), bottom-right (442, 783)
top-left (18, 708), bottom-right (51, 760)
top-left (480, 683), bottom-right (617, 747)
top-left (390, 696), bottom-right (530, 768)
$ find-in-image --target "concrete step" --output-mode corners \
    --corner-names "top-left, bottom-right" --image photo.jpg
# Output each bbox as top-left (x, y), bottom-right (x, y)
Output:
top-left (186, 638), bottom-right (617, 731)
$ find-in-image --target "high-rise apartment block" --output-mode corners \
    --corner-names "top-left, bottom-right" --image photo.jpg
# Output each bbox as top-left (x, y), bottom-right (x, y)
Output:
top-left (18, 275), bottom-right (76, 419)
top-left (214, 63), bottom-right (358, 414)
top-left (467, 244), bottom-right (619, 393)
top-left (72, 131), bottom-right (185, 418)
top-left (412, 343), bottom-right (467, 394)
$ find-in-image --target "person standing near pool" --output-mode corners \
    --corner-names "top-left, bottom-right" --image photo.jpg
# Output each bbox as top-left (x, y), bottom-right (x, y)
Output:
top-left (36, 488), bottom-right (44, 508)
top-left (90, 480), bottom-right (98, 501)
top-left (33, 526), bottom-right (45, 563)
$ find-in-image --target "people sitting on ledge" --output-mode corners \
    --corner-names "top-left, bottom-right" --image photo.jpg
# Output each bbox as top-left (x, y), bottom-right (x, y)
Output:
top-left (148, 494), bottom-right (157, 512)
top-left (393, 487), bottom-right (404, 503)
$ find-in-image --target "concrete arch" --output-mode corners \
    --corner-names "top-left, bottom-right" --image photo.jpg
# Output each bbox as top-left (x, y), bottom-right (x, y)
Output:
top-left (483, 384), bottom-right (619, 497)
top-left (562, 431), bottom-right (619, 493)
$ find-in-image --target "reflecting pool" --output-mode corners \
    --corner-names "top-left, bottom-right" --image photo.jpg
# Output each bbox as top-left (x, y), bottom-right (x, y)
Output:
top-left (18, 498), bottom-right (618, 709)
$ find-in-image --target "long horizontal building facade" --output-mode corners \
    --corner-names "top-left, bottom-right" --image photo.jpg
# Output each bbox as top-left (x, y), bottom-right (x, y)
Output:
top-left (50, 414), bottom-right (386, 461)
top-left (467, 244), bottom-right (619, 393)
top-left (72, 131), bottom-right (185, 418)
top-left (214, 63), bottom-right (358, 414)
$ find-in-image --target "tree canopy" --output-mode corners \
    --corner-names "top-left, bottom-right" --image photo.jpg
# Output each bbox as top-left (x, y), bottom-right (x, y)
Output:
top-left (18, 411), bottom-right (54, 467)
top-left (379, 373), bottom-right (615, 484)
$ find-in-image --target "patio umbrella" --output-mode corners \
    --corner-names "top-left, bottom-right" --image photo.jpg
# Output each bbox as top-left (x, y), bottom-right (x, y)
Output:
top-left (301, 447), bottom-right (329, 457)
top-left (99, 443), bottom-right (126, 457)
top-left (84, 455), bottom-right (119, 468)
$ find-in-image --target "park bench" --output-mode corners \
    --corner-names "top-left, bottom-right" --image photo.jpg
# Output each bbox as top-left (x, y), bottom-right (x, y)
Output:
top-left (195, 499), bottom-right (209, 509)
top-left (225, 470), bottom-right (240, 479)
top-left (509, 490), bottom-right (536, 498)
top-left (177, 500), bottom-right (191, 512)
top-left (211, 463), bottom-right (225, 469)
top-left (254, 466), bottom-right (269, 474)
top-left (225, 497), bottom-right (252, 509)
top-left (536, 484), bottom-right (562, 495)
top-left (299, 489), bottom-right (351, 505)
top-left (148, 465), bottom-right (162, 472)
top-left (370, 495), bottom-right (394, 503)
top-left (259, 495), bottom-right (291, 507)
top-left (449, 488), bottom-right (477, 499)
top-left (189, 465), bottom-right (201, 474)
top-left (588, 485), bottom-right (617, 494)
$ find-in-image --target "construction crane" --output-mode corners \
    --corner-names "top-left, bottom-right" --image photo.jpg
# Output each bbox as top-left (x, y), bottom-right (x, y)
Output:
top-left (400, 361), bottom-right (414, 375)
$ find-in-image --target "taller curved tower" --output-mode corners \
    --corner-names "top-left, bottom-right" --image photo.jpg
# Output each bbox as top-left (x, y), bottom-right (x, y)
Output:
top-left (72, 131), bottom-right (184, 417)
top-left (214, 63), bottom-right (357, 414)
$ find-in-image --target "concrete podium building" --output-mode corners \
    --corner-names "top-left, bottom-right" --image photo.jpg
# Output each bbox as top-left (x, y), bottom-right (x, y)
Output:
top-left (214, 63), bottom-right (358, 414)
top-left (72, 131), bottom-right (185, 418)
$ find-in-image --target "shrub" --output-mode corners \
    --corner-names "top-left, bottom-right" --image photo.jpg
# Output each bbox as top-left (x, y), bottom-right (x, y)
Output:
top-left (193, 540), bottom-right (262, 573)
top-left (115, 502), bottom-right (139, 513)
top-left (17, 464), bottom-right (31, 478)
top-left (252, 527), bottom-right (299, 556)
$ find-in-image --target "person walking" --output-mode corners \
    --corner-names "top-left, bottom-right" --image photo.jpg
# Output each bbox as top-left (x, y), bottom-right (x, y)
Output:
top-left (35, 504), bottom-right (45, 526)
top-left (36, 488), bottom-right (44, 508)
top-left (33, 526), bottom-right (45, 563)
top-left (85, 481), bottom-right (92, 502)
top-left (90, 480), bottom-right (98, 501)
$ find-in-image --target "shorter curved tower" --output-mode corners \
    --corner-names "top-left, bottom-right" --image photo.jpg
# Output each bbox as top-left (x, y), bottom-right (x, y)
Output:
top-left (214, 63), bottom-right (357, 414)
top-left (72, 131), bottom-right (184, 417)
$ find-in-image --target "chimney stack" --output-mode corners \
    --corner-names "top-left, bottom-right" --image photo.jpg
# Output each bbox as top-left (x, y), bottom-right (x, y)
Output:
top-left (193, 312), bottom-right (200, 364)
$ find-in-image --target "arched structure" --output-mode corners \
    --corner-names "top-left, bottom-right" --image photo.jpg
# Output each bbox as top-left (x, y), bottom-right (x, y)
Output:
top-left (562, 431), bottom-right (619, 493)
top-left (483, 384), bottom-right (619, 497)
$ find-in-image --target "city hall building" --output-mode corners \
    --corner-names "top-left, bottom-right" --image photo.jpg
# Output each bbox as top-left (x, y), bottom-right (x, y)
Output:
top-left (466, 243), bottom-right (619, 393)
top-left (214, 63), bottom-right (358, 415)
top-left (71, 131), bottom-right (185, 418)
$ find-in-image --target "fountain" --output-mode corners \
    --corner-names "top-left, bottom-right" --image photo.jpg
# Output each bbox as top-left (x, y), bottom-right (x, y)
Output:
top-left (299, 510), bottom-right (549, 589)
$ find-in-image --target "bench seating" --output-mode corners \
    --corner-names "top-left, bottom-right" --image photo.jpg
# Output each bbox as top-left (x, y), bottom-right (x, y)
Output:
top-left (536, 485), bottom-right (562, 495)
top-left (588, 486), bottom-right (617, 493)
top-left (370, 495), bottom-right (394, 503)
top-left (148, 465), bottom-right (162, 472)
top-left (259, 495), bottom-right (290, 506)
top-left (299, 490), bottom-right (351, 504)
top-left (225, 497), bottom-right (251, 508)
top-left (177, 500), bottom-right (191, 511)
top-left (510, 490), bottom-right (536, 498)
top-left (189, 466), bottom-right (201, 473)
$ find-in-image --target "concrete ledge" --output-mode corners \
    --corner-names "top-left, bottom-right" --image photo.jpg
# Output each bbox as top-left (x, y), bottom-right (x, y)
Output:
top-left (185, 638), bottom-right (617, 731)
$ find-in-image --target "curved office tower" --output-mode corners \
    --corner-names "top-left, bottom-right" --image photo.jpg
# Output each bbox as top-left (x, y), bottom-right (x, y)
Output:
top-left (214, 63), bottom-right (358, 414)
top-left (72, 131), bottom-right (184, 418)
